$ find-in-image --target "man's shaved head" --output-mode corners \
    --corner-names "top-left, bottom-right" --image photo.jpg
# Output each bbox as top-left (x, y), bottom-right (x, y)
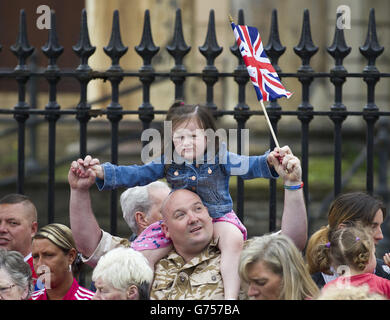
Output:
top-left (0, 194), bottom-right (37, 223)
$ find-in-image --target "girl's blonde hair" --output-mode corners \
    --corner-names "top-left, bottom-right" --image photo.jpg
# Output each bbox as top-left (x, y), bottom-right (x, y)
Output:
top-left (316, 223), bottom-right (373, 274)
top-left (239, 234), bottom-right (319, 300)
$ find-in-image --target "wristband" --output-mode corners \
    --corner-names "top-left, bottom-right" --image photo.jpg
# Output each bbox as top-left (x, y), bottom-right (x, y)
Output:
top-left (284, 182), bottom-right (304, 190)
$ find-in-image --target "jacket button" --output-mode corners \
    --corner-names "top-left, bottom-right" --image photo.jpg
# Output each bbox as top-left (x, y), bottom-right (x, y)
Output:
top-left (191, 176), bottom-right (196, 181)
top-left (208, 168), bottom-right (212, 174)
top-left (174, 171), bottom-right (179, 176)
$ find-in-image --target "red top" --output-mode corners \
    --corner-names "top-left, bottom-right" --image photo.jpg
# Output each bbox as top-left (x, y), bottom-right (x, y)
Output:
top-left (30, 278), bottom-right (94, 300)
top-left (324, 273), bottom-right (390, 299)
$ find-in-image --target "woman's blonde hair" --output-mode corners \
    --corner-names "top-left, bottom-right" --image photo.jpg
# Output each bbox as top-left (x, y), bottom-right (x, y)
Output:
top-left (239, 234), bottom-right (319, 300)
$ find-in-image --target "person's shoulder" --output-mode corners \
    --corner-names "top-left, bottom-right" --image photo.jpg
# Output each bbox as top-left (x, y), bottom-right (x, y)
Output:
top-left (75, 286), bottom-right (95, 300)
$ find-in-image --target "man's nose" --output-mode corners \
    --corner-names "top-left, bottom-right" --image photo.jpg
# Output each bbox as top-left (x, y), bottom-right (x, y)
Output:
top-left (188, 211), bottom-right (199, 223)
top-left (0, 221), bottom-right (7, 233)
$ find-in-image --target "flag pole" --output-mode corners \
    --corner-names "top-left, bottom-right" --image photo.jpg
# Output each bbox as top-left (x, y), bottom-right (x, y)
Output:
top-left (229, 14), bottom-right (280, 149)
top-left (260, 100), bottom-right (280, 149)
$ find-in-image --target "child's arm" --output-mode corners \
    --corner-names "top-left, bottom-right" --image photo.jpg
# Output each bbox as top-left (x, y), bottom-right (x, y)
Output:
top-left (226, 145), bottom-right (294, 179)
top-left (75, 155), bottom-right (166, 190)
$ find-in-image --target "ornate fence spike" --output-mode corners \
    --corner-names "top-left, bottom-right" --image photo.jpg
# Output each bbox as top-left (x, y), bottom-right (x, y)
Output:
top-left (294, 9), bottom-right (318, 72)
top-left (167, 8), bottom-right (191, 100)
top-left (135, 9), bottom-right (159, 69)
top-left (327, 12), bottom-right (351, 71)
top-left (199, 10), bottom-right (222, 67)
top-left (104, 10), bottom-right (128, 72)
top-left (199, 10), bottom-right (222, 110)
top-left (41, 11), bottom-right (64, 71)
top-left (265, 9), bottom-right (286, 73)
top-left (167, 8), bottom-right (191, 69)
top-left (136, 10), bottom-right (159, 128)
top-left (73, 9), bottom-right (96, 71)
top-left (11, 9), bottom-right (35, 71)
top-left (359, 8), bottom-right (384, 72)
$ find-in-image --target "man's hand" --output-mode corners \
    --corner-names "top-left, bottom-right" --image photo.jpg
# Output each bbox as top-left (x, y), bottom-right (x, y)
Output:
top-left (268, 146), bottom-right (302, 184)
top-left (69, 160), bottom-right (97, 191)
top-left (74, 155), bottom-right (104, 180)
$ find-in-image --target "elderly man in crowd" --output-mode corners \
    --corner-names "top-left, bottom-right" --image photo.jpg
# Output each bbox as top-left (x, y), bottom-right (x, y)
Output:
top-left (69, 169), bottom-right (170, 267)
top-left (120, 181), bottom-right (171, 241)
top-left (68, 147), bottom-right (307, 299)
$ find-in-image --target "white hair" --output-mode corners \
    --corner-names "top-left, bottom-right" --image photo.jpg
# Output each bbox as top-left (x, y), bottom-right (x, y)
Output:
top-left (120, 181), bottom-right (170, 234)
top-left (92, 247), bottom-right (153, 291)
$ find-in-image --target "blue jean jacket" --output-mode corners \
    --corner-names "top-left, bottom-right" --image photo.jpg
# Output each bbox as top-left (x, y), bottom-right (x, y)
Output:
top-left (96, 144), bottom-right (278, 218)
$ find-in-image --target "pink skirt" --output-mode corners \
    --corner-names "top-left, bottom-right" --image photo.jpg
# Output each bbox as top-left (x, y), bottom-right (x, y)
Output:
top-left (131, 210), bottom-right (247, 251)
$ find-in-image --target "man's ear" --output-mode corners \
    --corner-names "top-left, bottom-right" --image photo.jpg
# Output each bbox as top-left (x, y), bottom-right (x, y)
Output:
top-left (126, 284), bottom-right (139, 300)
top-left (338, 223), bottom-right (347, 230)
top-left (161, 221), bottom-right (170, 239)
top-left (31, 221), bottom-right (38, 238)
top-left (135, 211), bottom-right (149, 230)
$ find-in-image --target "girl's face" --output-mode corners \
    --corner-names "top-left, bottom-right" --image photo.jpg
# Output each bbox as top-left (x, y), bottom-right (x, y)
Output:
top-left (172, 118), bottom-right (207, 161)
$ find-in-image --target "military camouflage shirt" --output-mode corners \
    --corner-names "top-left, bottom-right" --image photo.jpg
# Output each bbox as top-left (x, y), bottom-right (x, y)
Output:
top-left (151, 238), bottom-right (225, 300)
top-left (82, 230), bottom-right (248, 299)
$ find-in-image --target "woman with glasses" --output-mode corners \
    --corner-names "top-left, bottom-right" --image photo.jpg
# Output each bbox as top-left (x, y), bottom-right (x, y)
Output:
top-left (0, 249), bottom-right (33, 300)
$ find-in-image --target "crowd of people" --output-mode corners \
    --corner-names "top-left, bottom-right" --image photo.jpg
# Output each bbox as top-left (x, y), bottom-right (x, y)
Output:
top-left (0, 102), bottom-right (389, 300)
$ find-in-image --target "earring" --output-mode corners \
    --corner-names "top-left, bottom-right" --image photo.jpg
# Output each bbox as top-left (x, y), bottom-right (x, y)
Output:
top-left (69, 264), bottom-right (72, 272)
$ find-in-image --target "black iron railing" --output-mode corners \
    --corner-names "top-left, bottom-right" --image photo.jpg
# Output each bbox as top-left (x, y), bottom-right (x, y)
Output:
top-left (0, 7), bottom-right (389, 238)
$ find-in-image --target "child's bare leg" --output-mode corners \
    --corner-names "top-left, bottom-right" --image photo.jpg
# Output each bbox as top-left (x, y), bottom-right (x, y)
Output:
top-left (141, 245), bottom-right (173, 272)
top-left (213, 222), bottom-right (243, 300)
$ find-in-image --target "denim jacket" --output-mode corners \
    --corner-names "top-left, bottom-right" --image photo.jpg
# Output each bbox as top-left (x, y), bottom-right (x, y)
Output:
top-left (96, 144), bottom-right (278, 218)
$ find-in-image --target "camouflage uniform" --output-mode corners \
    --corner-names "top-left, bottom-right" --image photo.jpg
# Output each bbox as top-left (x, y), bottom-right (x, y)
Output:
top-left (82, 230), bottom-right (225, 299)
top-left (151, 238), bottom-right (224, 300)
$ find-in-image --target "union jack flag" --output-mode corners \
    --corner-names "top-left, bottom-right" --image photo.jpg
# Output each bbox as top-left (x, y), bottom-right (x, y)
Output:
top-left (231, 22), bottom-right (292, 101)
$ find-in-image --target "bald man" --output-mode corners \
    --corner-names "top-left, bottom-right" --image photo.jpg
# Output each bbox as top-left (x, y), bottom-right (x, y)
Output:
top-left (69, 147), bottom-right (307, 299)
top-left (0, 194), bottom-right (38, 280)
